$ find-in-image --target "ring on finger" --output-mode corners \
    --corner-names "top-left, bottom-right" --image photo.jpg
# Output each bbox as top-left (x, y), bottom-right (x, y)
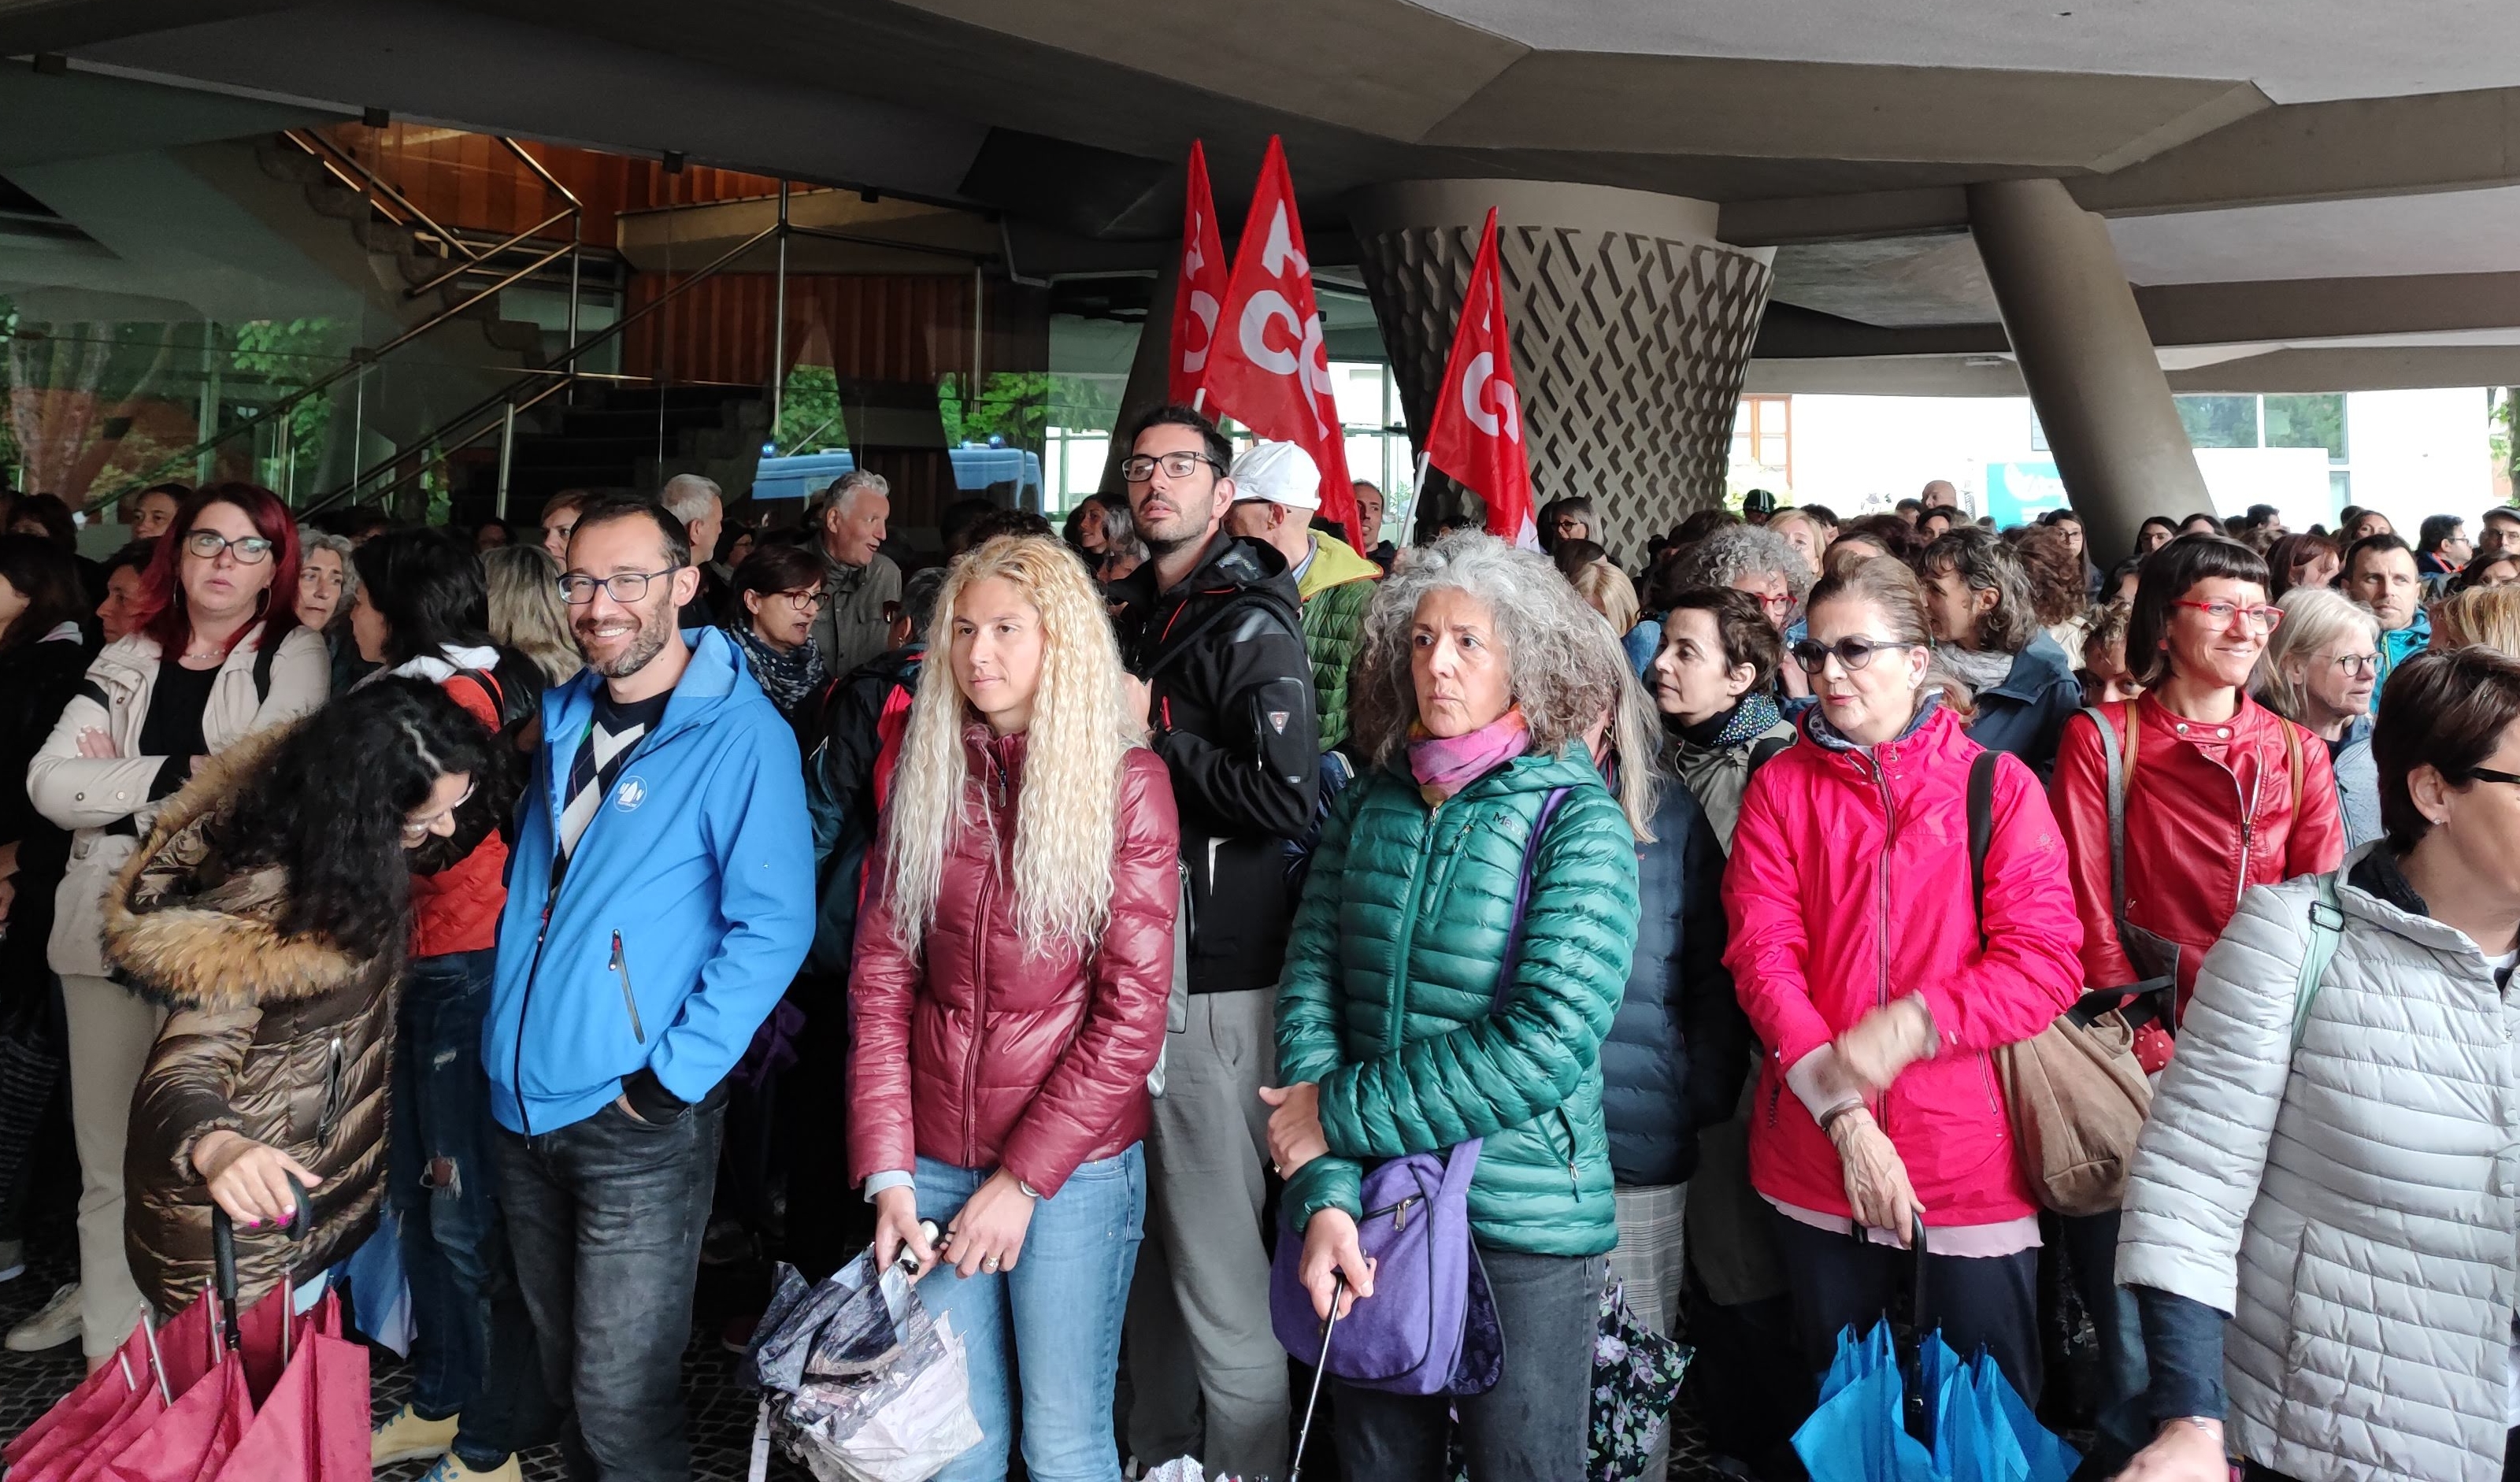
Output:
top-left (980, 1254), bottom-right (1002, 1274)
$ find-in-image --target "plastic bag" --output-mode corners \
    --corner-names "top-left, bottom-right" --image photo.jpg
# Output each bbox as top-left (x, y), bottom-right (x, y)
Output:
top-left (747, 1255), bottom-right (982, 1482)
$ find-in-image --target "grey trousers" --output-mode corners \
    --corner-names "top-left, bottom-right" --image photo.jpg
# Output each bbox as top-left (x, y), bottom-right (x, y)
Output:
top-left (1125, 988), bottom-right (1288, 1480)
top-left (64, 972), bottom-right (165, 1358)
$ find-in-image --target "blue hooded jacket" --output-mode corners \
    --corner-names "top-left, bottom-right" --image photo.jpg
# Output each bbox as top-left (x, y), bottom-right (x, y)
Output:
top-left (483, 628), bottom-right (815, 1135)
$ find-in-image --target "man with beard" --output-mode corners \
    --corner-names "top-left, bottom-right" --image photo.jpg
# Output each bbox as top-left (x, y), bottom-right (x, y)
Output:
top-left (481, 498), bottom-right (813, 1482)
top-left (1106, 405), bottom-right (1319, 1482)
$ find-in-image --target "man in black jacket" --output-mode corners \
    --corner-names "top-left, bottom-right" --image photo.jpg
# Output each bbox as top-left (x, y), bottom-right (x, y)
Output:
top-left (1108, 404), bottom-right (1319, 1481)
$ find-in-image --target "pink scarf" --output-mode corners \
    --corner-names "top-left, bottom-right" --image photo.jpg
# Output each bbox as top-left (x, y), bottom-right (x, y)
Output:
top-left (1407, 708), bottom-right (1532, 804)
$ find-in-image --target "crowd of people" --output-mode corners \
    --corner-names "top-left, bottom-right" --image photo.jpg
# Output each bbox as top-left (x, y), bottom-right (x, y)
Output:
top-left (1, 428), bottom-right (2518, 1482)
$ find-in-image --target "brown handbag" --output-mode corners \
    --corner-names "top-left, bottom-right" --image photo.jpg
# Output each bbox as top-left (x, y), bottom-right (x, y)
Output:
top-left (1962, 724), bottom-right (2162, 1217)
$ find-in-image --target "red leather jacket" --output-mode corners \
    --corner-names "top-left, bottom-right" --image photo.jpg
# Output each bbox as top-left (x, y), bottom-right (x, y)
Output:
top-left (846, 729), bottom-right (1177, 1196)
top-left (2048, 695), bottom-right (2343, 1032)
top-left (1723, 705), bottom-right (2085, 1227)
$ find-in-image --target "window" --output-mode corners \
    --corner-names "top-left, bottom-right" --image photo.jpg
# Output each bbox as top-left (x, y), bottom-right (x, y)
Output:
top-left (2174, 392), bottom-right (2354, 509)
top-left (2176, 395), bottom-right (2259, 450)
top-left (1731, 395), bottom-right (1792, 485)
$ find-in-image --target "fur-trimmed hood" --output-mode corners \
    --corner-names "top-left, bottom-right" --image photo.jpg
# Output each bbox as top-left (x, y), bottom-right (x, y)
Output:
top-left (100, 720), bottom-right (376, 1014)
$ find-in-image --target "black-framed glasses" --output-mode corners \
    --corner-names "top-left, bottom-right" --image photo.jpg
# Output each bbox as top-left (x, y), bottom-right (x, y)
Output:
top-left (1790, 635), bottom-right (1916, 675)
top-left (773, 587), bottom-right (828, 613)
top-left (558, 565), bottom-right (684, 605)
top-left (2319, 652), bottom-right (2379, 677)
top-left (2468, 766), bottom-right (2520, 787)
top-left (1118, 451), bottom-right (1224, 483)
top-left (183, 530), bottom-right (275, 564)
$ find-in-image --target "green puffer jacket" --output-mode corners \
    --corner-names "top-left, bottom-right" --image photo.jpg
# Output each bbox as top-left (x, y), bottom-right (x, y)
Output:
top-left (1296, 535), bottom-right (1380, 750)
top-left (1276, 749), bottom-right (1640, 1257)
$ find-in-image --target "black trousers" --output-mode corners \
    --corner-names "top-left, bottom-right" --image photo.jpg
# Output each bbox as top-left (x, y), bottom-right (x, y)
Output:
top-left (1771, 1210), bottom-right (2044, 1406)
top-left (1329, 1248), bottom-right (1604, 1482)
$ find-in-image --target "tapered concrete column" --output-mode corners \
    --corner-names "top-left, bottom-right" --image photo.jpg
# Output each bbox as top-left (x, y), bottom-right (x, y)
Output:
top-left (1347, 179), bottom-right (1773, 557)
top-left (1967, 179), bottom-right (2211, 561)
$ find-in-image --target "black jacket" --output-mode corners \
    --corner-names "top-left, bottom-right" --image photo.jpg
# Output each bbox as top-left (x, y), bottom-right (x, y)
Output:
top-left (0, 634), bottom-right (91, 998)
top-left (1109, 532), bottom-right (1321, 995)
top-left (803, 644), bottom-right (924, 983)
top-left (1599, 761), bottom-right (1748, 1186)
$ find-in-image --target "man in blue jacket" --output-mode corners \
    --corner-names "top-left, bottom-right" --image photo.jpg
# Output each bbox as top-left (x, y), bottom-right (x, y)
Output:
top-left (484, 497), bottom-right (813, 1482)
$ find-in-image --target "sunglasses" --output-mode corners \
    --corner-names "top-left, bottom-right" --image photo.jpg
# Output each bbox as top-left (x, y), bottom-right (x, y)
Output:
top-left (1790, 635), bottom-right (1918, 675)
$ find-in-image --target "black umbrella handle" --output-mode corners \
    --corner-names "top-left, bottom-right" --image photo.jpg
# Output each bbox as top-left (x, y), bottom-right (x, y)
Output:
top-left (209, 1173), bottom-right (313, 1350)
top-left (1910, 1215), bottom-right (1929, 1332)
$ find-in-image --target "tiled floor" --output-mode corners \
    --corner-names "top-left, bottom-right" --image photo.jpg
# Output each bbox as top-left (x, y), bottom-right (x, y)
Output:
top-left (4, 1221), bottom-right (1729, 1482)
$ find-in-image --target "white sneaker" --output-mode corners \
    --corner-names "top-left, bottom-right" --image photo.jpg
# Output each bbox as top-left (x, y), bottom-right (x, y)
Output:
top-left (372, 1403), bottom-right (461, 1465)
top-left (5, 1281), bottom-right (80, 1352)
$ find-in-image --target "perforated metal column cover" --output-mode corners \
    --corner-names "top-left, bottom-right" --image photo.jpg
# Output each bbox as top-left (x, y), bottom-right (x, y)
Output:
top-left (1353, 196), bottom-right (1773, 559)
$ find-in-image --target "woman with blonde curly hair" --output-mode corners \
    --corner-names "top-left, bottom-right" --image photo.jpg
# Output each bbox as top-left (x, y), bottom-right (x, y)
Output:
top-left (1268, 530), bottom-right (1645, 1480)
top-left (847, 534), bottom-right (1179, 1482)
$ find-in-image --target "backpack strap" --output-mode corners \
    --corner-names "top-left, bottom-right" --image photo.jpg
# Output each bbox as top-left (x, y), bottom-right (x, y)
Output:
top-left (2281, 714), bottom-right (2304, 821)
top-left (1746, 734), bottom-right (1793, 778)
top-left (1966, 749), bottom-right (2000, 947)
top-left (250, 632), bottom-right (279, 706)
top-left (1488, 786), bottom-right (1571, 1017)
top-left (2292, 871), bottom-right (2346, 1052)
top-left (448, 665), bottom-right (506, 723)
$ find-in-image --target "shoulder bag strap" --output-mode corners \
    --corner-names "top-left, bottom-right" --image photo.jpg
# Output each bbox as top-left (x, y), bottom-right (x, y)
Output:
top-left (2281, 715), bottom-right (2304, 820)
top-left (1489, 786), bottom-right (1572, 1017)
top-left (251, 631), bottom-right (280, 705)
top-left (2292, 871), bottom-right (2346, 1052)
top-left (1966, 750), bottom-right (1999, 948)
top-left (2085, 704), bottom-right (2132, 922)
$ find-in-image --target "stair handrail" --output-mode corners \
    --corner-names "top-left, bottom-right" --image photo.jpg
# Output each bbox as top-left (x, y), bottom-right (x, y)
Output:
top-left (295, 220), bottom-right (784, 519)
top-left (402, 202), bottom-right (580, 300)
top-left (281, 128), bottom-right (480, 264)
top-left (84, 232), bottom-right (584, 514)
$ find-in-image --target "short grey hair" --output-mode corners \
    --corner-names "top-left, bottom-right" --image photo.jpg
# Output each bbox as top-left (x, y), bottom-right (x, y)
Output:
top-left (817, 469), bottom-right (891, 523)
top-left (1673, 524), bottom-right (1812, 604)
top-left (1348, 530), bottom-right (1652, 839)
top-left (659, 473), bottom-right (721, 525)
top-left (2255, 584), bottom-right (2381, 722)
top-left (296, 528), bottom-right (358, 627)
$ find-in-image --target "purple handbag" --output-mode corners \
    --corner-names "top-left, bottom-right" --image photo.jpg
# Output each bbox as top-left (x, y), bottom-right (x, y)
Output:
top-left (1268, 786), bottom-right (1569, 1397)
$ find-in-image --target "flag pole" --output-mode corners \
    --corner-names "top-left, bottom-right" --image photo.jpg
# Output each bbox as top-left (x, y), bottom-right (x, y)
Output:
top-left (1396, 450), bottom-right (1430, 547)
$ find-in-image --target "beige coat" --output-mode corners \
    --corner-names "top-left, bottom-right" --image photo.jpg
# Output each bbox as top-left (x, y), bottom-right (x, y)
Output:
top-left (28, 625), bottom-right (328, 980)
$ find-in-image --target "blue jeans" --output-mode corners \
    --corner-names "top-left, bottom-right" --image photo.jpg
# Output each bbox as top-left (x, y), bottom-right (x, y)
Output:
top-left (913, 1146), bottom-right (1146, 1482)
top-left (392, 948), bottom-right (554, 1468)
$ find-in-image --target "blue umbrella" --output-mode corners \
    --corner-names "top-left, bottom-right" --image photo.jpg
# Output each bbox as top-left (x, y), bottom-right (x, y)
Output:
top-left (1792, 1224), bottom-right (2079, 1482)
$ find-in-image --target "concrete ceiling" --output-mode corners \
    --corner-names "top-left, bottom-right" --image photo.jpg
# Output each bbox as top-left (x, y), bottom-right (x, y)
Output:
top-left (6, 0), bottom-right (2518, 393)
top-left (1414, 0), bottom-right (2518, 106)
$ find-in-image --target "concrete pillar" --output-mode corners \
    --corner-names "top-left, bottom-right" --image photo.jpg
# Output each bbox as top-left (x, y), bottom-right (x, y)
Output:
top-left (1346, 180), bottom-right (1773, 558)
top-left (1967, 179), bottom-right (2211, 561)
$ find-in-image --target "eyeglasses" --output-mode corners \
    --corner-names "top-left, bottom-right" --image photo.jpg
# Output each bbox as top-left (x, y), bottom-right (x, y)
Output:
top-left (2320, 652), bottom-right (2380, 677)
top-left (558, 565), bottom-right (684, 605)
top-left (2468, 766), bottom-right (2520, 788)
top-left (1790, 635), bottom-right (1917, 674)
top-left (773, 588), bottom-right (828, 612)
top-left (183, 530), bottom-right (274, 564)
top-left (1119, 451), bottom-right (1224, 483)
top-left (2168, 598), bottom-right (2284, 632)
top-left (401, 780), bottom-right (478, 841)
top-left (1747, 591), bottom-right (1795, 615)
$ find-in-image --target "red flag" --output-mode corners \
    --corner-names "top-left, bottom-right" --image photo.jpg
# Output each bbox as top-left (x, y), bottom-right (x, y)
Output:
top-left (1422, 210), bottom-right (1536, 550)
top-left (1203, 137), bottom-right (1360, 549)
top-left (1166, 142), bottom-right (1228, 409)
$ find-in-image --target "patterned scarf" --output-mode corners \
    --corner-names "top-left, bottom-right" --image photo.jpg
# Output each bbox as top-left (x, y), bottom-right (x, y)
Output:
top-left (1407, 707), bottom-right (1532, 804)
top-left (729, 621), bottom-right (827, 717)
top-left (1712, 689), bottom-right (1784, 749)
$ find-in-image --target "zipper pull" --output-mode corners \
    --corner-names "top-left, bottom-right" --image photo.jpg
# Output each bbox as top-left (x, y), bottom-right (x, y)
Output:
top-left (609, 932), bottom-right (622, 973)
top-left (1393, 1199), bottom-right (1410, 1232)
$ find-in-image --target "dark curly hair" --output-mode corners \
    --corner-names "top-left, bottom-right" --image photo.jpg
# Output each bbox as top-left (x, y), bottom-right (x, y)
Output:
top-left (210, 679), bottom-right (491, 960)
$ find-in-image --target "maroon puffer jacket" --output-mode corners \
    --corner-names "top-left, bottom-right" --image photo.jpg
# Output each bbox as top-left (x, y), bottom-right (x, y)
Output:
top-left (847, 728), bottom-right (1177, 1197)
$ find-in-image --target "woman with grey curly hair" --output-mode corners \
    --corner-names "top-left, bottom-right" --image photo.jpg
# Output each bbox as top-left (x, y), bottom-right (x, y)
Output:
top-left (295, 526), bottom-right (373, 692)
top-left (1265, 531), bottom-right (1646, 1480)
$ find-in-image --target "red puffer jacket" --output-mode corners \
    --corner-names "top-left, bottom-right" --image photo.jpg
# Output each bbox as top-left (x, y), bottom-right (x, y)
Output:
top-left (1722, 703), bottom-right (2084, 1228)
top-left (2048, 695), bottom-right (2342, 1044)
top-left (408, 672), bottom-right (508, 958)
top-left (847, 728), bottom-right (1177, 1196)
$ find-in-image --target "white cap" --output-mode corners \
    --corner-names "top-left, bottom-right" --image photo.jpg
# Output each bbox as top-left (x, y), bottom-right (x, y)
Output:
top-left (1228, 440), bottom-right (1321, 511)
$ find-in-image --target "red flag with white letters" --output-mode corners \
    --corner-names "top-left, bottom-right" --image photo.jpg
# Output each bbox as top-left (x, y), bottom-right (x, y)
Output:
top-left (1167, 142), bottom-right (1228, 410)
top-left (1203, 137), bottom-right (1360, 548)
top-left (1422, 209), bottom-right (1536, 550)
